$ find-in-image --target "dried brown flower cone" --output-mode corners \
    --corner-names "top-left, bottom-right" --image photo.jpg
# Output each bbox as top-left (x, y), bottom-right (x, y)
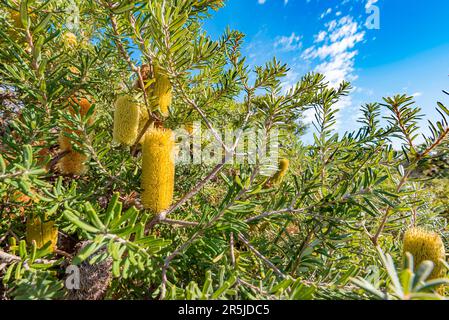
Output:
top-left (65, 241), bottom-right (112, 300)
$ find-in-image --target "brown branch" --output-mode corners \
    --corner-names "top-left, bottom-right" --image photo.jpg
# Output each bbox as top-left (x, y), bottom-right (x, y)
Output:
top-left (370, 170), bottom-right (411, 246)
top-left (160, 218), bottom-right (199, 227)
top-left (49, 150), bottom-right (70, 172)
top-left (237, 233), bottom-right (287, 279)
top-left (392, 103), bottom-right (416, 154)
top-left (420, 128), bottom-right (449, 159)
top-left (0, 249), bottom-right (56, 265)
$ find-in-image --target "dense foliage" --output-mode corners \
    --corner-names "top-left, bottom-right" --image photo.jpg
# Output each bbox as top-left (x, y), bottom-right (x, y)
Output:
top-left (0, 0), bottom-right (448, 300)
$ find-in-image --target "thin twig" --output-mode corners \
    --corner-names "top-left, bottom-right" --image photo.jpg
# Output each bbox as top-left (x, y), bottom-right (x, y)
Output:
top-left (230, 232), bottom-right (235, 268)
top-left (0, 249), bottom-right (56, 265)
top-left (237, 233), bottom-right (287, 279)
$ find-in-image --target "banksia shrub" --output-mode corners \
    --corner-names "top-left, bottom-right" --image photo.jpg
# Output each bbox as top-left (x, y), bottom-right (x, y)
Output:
top-left (141, 127), bottom-right (175, 213)
top-left (113, 95), bottom-right (140, 146)
top-left (403, 227), bottom-right (447, 279)
top-left (26, 217), bottom-right (58, 252)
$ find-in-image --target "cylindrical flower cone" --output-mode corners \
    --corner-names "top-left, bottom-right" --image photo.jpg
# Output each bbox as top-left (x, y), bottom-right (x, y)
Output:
top-left (26, 217), bottom-right (58, 252)
top-left (57, 95), bottom-right (94, 175)
top-left (66, 240), bottom-right (112, 300)
top-left (271, 158), bottom-right (290, 186)
top-left (112, 95), bottom-right (140, 146)
top-left (141, 127), bottom-right (175, 213)
top-left (57, 151), bottom-right (88, 175)
top-left (63, 32), bottom-right (78, 49)
top-left (148, 66), bottom-right (172, 117)
top-left (403, 227), bottom-right (447, 280)
top-left (68, 96), bottom-right (94, 125)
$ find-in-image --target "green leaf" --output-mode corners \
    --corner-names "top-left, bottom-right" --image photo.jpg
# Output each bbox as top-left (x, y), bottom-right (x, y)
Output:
top-left (19, 240), bottom-right (27, 259)
top-left (73, 241), bottom-right (105, 265)
top-left (33, 12), bottom-right (52, 34)
top-left (211, 274), bottom-right (236, 299)
top-left (85, 202), bottom-right (106, 231)
top-left (0, 155), bottom-right (6, 174)
top-left (63, 209), bottom-right (100, 233)
top-left (19, 0), bottom-right (29, 29)
top-left (105, 193), bottom-right (120, 227)
top-left (22, 144), bottom-right (33, 169)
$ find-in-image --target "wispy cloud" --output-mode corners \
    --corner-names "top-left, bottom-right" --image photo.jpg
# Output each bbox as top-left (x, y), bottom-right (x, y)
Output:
top-left (274, 32), bottom-right (302, 52)
top-left (302, 15), bottom-right (365, 87)
top-left (320, 8), bottom-right (332, 19)
top-left (314, 31), bottom-right (327, 43)
top-left (301, 15), bottom-right (366, 130)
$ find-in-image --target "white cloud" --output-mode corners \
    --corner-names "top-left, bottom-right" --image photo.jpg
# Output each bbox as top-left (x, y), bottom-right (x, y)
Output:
top-left (303, 108), bottom-right (316, 125)
top-left (281, 69), bottom-right (301, 94)
top-left (315, 31), bottom-right (327, 43)
top-left (258, 0), bottom-right (266, 4)
top-left (302, 16), bottom-right (365, 87)
top-left (320, 8), bottom-right (332, 19)
top-left (301, 15), bottom-right (366, 130)
top-left (412, 92), bottom-right (423, 97)
top-left (274, 32), bottom-right (302, 52)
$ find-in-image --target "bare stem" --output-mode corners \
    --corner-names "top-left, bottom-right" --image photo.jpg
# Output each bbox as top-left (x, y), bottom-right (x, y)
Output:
top-left (237, 234), bottom-right (287, 279)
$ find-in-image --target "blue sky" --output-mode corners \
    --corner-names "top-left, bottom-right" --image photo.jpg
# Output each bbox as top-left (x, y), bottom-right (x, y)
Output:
top-left (203, 0), bottom-right (449, 144)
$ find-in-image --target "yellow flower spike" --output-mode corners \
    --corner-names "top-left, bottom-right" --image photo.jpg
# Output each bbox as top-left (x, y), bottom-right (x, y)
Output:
top-left (271, 158), bottom-right (289, 186)
top-left (150, 66), bottom-right (173, 117)
top-left (141, 127), bottom-right (175, 213)
top-left (403, 227), bottom-right (447, 279)
top-left (113, 95), bottom-right (141, 146)
top-left (57, 95), bottom-right (94, 175)
top-left (9, 10), bottom-right (22, 29)
top-left (68, 96), bottom-right (94, 123)
top-left (63, 32), bottom-right (77, 49)
top-left (185, 122), bottom-right (194, 135)
top-left (58, 132), bottom-right (73, 151)
top-left (26, 217), bottom-right (58, 252)
top-left (57, 150), bottom-right (88, 175)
